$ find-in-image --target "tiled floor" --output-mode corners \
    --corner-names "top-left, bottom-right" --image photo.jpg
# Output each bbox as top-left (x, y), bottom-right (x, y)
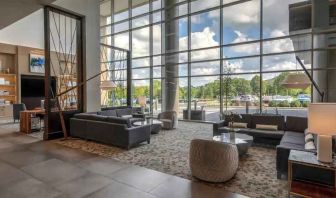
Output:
top-left (0, 123), bottom-right (247, 198)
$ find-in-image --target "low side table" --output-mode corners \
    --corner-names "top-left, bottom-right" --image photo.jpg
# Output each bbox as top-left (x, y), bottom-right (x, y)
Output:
top-left (288, 150), bottom-right (336, 198)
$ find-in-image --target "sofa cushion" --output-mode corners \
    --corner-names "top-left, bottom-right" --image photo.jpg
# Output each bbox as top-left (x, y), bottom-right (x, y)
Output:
top-left (229, 122), bottom-right (248, 128)
top-left (116, 108), bottom-right (132, 117)
top-left (106, 116), bottom-right (132, 128)
top-left (285, 116), bottom-right (307, 133)
top-left (305, 141), bottom-right (316, 150)
top-left (98, 110), bottom-right (117, 117)
top-left (73, 113), bottom-right (107, 122)
top-left (224, 114), bottom-right (252, 128)
top-left (256, 124), bottom-right (278, 131)
top-left (251, 115), bottom-right (285, 130)
top-left (281, 132), bottom-right (305, 146)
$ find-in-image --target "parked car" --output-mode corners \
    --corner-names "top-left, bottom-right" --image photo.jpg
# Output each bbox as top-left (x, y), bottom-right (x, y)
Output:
top-left (297, 94), bottom-right (311, 102)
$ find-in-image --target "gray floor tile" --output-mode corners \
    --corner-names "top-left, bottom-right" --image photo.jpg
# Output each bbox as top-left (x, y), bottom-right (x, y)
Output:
top-left (21, 158), bottom-right (87, 185)
top-left (85, 180), bottom-right (157, 198)
top-left (0, 150), bottom-right (52, 168)
top-left (77, 156), bottom-right (129, 176)
top-left (0, 161), bottom-right (31, 188)
top-left (54, 172), bottom-right (112, 198)
top-left (150, 176), bottom-right (248, 198)
top-left (109, 166), bottom-right (172, 192)
top-left (0, 178), bottom-right (62, 198)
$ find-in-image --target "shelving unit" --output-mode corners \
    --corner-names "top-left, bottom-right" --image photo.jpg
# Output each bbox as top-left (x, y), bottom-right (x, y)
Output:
top-left (57, 74), bottom-right (78, 110)
top-left (0, 73), bottom-right (17, 104)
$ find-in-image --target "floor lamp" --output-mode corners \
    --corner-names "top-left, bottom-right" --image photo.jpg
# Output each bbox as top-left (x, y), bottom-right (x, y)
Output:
top-left (282, 56), bottom-right (324, 102)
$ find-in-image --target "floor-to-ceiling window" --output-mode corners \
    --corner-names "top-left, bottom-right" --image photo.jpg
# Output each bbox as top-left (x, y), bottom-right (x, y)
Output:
top-left (100, 0), bottom-right (336, 121)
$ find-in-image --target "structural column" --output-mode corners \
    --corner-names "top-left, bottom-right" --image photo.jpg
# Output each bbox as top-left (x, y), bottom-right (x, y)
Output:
top-left (164, 0), bottom-right (179, 112)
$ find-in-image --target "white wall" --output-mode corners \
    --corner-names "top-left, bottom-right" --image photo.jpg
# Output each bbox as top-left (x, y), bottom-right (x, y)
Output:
top-left (0, 0), bottom-right (101, 112)
top-left (0, 9), bottom-right (44, 48)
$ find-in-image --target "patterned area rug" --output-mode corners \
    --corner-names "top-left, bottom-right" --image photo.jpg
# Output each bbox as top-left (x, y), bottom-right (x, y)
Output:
top-left (55, 121), bottom-right (287, 198)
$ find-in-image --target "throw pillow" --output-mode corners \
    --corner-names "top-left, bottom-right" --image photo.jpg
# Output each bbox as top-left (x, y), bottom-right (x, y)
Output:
top-left (305, 141), bottom-right (316, 150)
top-left (255, 124), bottom-right (278, 131)
top-left (229, 122), bottom-right (248, 128)
top-left (305, 133), bottom-right (314, 143)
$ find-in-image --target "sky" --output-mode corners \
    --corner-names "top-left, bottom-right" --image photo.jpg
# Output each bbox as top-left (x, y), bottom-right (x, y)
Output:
top-left (108, 0), bottom-right (312, 87)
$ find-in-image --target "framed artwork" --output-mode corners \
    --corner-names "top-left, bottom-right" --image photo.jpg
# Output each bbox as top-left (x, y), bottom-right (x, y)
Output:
top-left (29, 54), bottom-right (45, 73)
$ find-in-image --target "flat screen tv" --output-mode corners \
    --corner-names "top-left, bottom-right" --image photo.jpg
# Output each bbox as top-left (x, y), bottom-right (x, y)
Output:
top-left (21, 75), bottom-right (56, 109)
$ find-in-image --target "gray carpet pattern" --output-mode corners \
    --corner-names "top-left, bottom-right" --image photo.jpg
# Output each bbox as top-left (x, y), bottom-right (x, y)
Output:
top-left (55, 121), bottom-right (288, 198)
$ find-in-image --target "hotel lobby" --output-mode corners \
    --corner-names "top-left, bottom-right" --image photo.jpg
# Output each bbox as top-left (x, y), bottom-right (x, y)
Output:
top-left (0, 0), bottom-right (336, 197)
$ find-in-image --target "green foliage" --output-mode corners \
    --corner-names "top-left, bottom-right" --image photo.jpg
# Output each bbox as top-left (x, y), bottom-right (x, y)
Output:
top-left (278, 101), bottom-right (290, 107)
top-left (302, 101), bottom-right (309, 107)
top-left (290, 100), bottom-right (302, 107)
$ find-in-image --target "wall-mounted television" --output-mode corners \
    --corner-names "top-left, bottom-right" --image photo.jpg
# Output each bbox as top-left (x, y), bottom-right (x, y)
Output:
top-left (21, 75), bottom-right (56, 109)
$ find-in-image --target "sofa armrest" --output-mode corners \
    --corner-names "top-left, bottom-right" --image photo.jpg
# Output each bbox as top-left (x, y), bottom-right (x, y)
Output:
top-left (213, 120), bottom-right (226, 136)
top-left (127, 125), bottom-right (151, 145)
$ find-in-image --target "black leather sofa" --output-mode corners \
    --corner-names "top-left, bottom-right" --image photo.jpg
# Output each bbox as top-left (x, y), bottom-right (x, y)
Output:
top-left (70, 112), bottom-right (151, 149)
top-left (213, 114), bottom-right (285, 145)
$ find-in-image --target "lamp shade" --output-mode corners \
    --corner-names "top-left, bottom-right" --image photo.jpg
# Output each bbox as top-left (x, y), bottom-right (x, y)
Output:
top-left (308, 103), bottom-right (336, 135)
top-left (100, 80), bottom-right (117, 90)
top-left (281, 73), bottom-right (311, 89)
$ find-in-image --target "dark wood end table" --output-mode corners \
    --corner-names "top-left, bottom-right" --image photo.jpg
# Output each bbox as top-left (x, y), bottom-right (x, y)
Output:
top-left (288, 150), bottom-right (336, 198)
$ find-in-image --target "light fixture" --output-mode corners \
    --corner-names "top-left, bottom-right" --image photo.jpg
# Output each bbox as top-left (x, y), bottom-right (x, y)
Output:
top-left (100, 80), bottom-right (117, 90)
top-left (308, 103), bottom-right (336, 163)
top-left (281, 73), bottom-right (311, 89)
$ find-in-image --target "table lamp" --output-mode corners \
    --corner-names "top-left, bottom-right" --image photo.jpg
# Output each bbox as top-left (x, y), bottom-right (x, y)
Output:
top-left (308, 103), bottom-right (336, 163)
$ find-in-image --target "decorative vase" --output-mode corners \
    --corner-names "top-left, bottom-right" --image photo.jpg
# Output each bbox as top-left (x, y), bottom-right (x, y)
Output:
top-left (230, 131), bottom-right (236, 142)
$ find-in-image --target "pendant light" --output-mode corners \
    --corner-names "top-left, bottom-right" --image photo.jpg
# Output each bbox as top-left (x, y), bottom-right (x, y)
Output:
top-left (281, 57), bottom-right (311, 89)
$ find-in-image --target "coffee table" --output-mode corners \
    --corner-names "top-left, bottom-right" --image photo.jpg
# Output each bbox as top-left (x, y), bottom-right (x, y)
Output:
top-left (133, 119), bottom-right (163, 134)
top-left (213, 133), bottom-right (253, 156)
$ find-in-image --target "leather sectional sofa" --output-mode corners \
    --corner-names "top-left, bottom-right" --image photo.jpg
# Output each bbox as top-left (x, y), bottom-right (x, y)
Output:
top-left (70, 107), bottom-right (150, 149)
top-left (213, 114), bottom-right (286, 145)
top-left (213, 114), bottom-right (323, 179)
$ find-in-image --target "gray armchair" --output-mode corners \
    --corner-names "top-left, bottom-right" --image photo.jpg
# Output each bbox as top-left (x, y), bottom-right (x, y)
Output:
top-left (158, 111), bottom-right (177, 130)
top-left (13, 103), bottom-right (26, 123)
top-left (189, 139), bottom-right (238, 182)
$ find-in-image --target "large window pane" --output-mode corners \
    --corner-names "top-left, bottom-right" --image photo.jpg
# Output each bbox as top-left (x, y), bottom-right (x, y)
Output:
top-left (191, 61), bottom-right (220, 76)
top-left (153, 67), bottom-right (162, 78)
top-left (263, 0), bottom-right (311, 39)
top-left (191, 10), bottom-right (220, 50)
top-left (178, 78), bottom-right (188, 119)
top-left (191, 76), bottom-right (220, 122)
top-left (132, 27), bottom-right (150, 57)
top-left (191, 0), bottom-right (219, 13)
top-left (223, 57), bottom-right (260, 74)
top-left (223, 42), bottom-right (260, 58)
top-left (222, 74), bottom-right (261, 115)
top-left (263, 34), bottom-right (311, 54)
top-left (132, 15), bottom-right (149, 28)
top-left (262, 72), bottom-right (310, 117)
top-left (132, 68), bottom-right (150, 79)
top-left (132, 0), bottom-right (149, 17)
top-left (132, 57), bottom-right (150, 68)
top-left (191, 48), bottom-right (220, 62)
top-left (114, 32), bottom-right (129, 50)
top-left (153, 24), bottom-right (162, 55)
top-left (263, 52), bottom-right (311, 72)
top-left (223, 0), bottom-right (260, 44)
top-left (114, 21), bottom-right (129, 33)
top-left (132, 80), bottom-right (150, 112)
top-left (153, 79), bottom-right (162, 115)
top-left (113, 0), bottom-right (128, 22)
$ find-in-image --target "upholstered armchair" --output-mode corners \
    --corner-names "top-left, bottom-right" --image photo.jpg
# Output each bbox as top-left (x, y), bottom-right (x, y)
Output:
top-left (189, 139), bottom-right (239, 182)
top-left (158, 111), bottom-right (177, 130)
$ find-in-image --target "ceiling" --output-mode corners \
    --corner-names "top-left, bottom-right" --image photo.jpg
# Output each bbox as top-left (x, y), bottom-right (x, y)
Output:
top-left (0, 0), bottom-right (56, 30)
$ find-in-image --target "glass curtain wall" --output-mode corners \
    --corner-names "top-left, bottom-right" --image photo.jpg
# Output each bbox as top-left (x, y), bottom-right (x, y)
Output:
top-left (100, 0), bottom-right (336, 121)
